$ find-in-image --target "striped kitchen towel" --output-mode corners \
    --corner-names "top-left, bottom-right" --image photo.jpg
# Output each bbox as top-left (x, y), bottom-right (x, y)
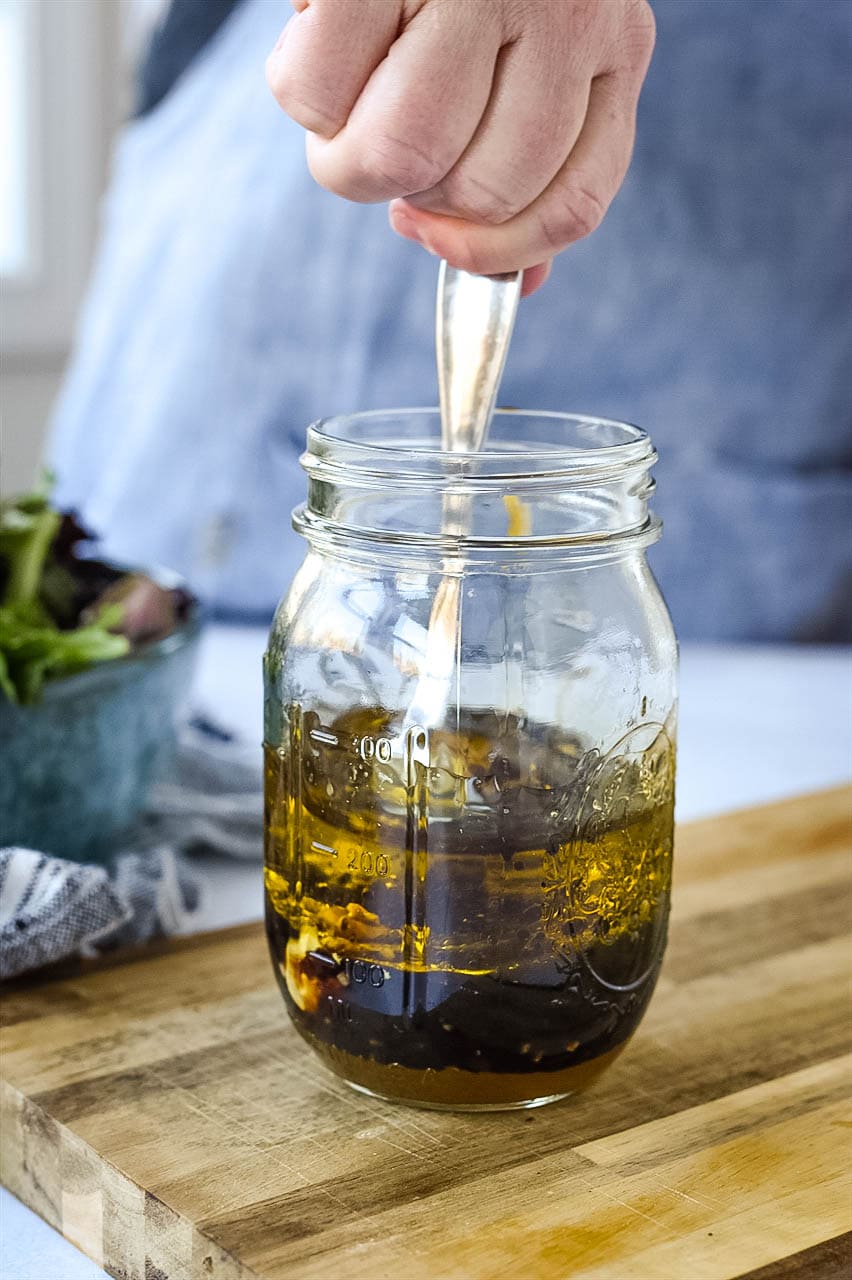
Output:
top-left (0, 716), bottom-right (262, 980)
top-left (0, 845), bottom-right (198, 980)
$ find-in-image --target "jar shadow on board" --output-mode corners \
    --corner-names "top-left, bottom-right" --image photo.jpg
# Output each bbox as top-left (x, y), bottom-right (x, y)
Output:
top-left (264, 410), bottom-right (677, 1111)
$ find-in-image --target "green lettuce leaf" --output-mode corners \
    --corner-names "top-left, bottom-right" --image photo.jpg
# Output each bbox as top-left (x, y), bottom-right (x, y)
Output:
top-left (0, 603), bottom-right (130, 705)
top-left (0, 480), bottom-right (164, 704)
top-left (0, 478), bottom-right (61, 610)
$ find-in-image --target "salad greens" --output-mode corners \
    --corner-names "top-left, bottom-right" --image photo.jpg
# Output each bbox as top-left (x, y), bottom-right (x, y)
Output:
top-left (0, 480), bottom-right (129, 704)
top-left (0, 604), bottom-right (128, 705)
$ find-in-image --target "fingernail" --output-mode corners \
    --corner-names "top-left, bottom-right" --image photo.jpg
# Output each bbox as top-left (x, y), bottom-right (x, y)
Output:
top-left (520, 262), bottom-right (552, 297)
top-left (389, 203), bottom-right (438, 255)
top-left (389, 203), bottom-right (422, 241)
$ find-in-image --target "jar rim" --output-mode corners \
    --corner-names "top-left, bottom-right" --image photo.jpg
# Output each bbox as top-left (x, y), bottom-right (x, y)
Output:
top-left (297, 408), bottom-right (660, 558)
top-left (303, 408), bottom-right (654, 484)
top-left (292, 504), bottom-right (662, 566)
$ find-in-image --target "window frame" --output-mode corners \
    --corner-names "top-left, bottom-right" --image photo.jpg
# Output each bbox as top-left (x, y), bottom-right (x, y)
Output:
top-left (1, 0), bottom-right (117, 356)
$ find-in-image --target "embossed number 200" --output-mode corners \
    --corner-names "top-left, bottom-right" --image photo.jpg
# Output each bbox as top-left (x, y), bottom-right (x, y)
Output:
top-left (347, 849), bottom-right (390, 877)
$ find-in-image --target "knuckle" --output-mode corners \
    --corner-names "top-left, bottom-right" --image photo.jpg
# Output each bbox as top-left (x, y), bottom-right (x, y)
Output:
top-left (622, 0), bottom-right (656, 66)
top-left (540, 177), bottom-right (606, 248)
top-left (635, 0), bottom-right (657, 49)
top-left (357, 133), bottom-right (449, 196)
top-left (265, 62), bottom-right (343, 137)
top-left (439, 170), bottom-right (522, 226)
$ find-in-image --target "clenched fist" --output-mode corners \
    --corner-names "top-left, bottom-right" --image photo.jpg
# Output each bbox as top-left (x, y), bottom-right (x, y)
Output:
top-left (267, 0), bottom-right (655, 294)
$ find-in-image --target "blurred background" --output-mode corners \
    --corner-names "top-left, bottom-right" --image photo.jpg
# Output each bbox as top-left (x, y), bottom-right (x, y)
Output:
top-left (1, 0), bottom-right (130, 487)
top-left (1, 0), bottom-right (851, 641)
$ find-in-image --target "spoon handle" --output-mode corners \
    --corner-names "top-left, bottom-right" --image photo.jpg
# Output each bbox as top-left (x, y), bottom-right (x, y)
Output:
top-left (405, 263), bottom-right (522, 732)
top-left (436, 262), bottom-right (522, 453)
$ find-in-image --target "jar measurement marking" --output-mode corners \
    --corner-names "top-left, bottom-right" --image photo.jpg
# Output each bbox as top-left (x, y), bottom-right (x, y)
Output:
top-left (352, 734), bottom-right (393, 763)
top-left (310, 839), bottom-right (337, 858)
top-left (327, 995), bottom-right (353, 1023)
top-left (342, 957), bottom-right (387, 987)
top-left (347, 849), bottom-right (390, 878)
top-left (310, 724), bottom-right (395, 764)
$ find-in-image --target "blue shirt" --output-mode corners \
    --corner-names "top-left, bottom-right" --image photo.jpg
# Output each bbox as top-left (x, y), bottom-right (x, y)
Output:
top-left (49, 0), bottom-right (852, 639)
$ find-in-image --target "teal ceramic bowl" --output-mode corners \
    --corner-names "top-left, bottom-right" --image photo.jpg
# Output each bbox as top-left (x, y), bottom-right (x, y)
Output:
top-left (0, 610), bottom-right (201, 863)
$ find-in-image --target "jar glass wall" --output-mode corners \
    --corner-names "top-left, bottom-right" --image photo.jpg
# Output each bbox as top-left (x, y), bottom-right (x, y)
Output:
top-left (264, 411), bottom-right (677, 1109)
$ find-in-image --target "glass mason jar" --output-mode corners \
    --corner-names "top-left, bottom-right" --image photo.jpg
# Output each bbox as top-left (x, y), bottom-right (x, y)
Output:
top-left (264, 410), bottom-right (677, 1110)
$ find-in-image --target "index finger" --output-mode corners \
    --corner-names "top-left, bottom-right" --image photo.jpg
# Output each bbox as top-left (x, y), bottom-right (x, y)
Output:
top-left (267, 0), bottom-right (400, 138)
top-left (306, 5), bottom-right (502, 204)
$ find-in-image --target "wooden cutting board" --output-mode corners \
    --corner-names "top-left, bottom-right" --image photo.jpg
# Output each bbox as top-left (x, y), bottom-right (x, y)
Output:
top-left (2, 787), bottom-right (851, 1280)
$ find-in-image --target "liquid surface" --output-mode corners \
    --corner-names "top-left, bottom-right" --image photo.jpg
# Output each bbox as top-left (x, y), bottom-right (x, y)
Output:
top-left (264, 707), bottom-right (674, 1107)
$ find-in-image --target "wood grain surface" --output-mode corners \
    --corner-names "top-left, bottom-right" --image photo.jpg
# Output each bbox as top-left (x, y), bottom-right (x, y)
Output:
top-left (2, 787), bottom-right (851, 1280)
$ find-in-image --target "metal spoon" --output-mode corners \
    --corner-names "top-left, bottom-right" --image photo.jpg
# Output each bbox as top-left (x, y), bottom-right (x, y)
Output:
top-left (405, 262), bottom-right (522, 732)
top-left (436, 261), bottom-right (522, 454)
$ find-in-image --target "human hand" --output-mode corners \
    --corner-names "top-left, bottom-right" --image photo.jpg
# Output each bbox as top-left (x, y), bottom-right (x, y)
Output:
top-left (267, 0), bottom-right (655, 295)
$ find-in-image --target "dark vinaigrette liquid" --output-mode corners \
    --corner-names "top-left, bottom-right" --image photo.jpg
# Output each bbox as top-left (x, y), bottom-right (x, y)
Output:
top-left (264, 706), bottom-right (674, 1108)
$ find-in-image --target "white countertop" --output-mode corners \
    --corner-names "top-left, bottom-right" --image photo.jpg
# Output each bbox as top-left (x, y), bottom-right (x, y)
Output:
top-left (3, 628), bottom-right (851, 1280)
